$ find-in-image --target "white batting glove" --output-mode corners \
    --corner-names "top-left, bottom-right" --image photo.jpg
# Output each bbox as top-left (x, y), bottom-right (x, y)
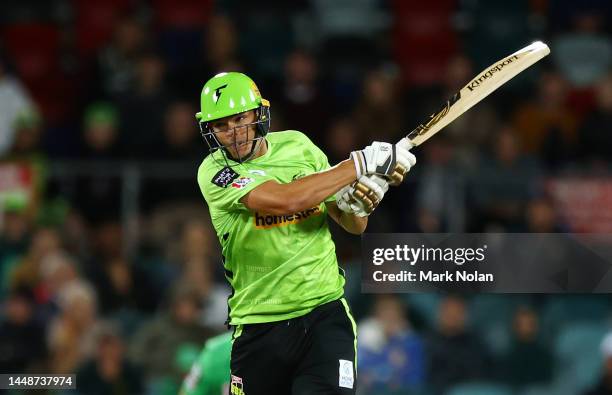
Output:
top-left (336, 175), bottom-right (389, 217)
top-left (350, 141), bottom-right (416, 185)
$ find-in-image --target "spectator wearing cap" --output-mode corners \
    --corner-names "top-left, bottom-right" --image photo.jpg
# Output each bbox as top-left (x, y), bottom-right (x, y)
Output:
top-left (583, 332), bottom-right (612, 395)
top-left (72, 102), bottom-right (122, 224)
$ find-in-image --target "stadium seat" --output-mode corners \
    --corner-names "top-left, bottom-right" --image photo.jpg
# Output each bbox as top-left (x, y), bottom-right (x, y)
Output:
top-left (401, 293), bottom-right (442, 329)
top-left (518, 384), bottom-right (554, 395)
top-left (541, 295), bottom-right (611, 337)
top-left (2, 23), bottom-right (60, 85)
top-left (392, 0), bottom-right (458, 86)
top-left (553, 322), bottom-right (609, 394)
top-left (153, 0), bottom-right (212, 29)
top-left (445, 382), bottom-right (514, 395)
top-left (469, 295), bottom-right (531, 355)
top-left (72, 0), bottom-right (133, 58)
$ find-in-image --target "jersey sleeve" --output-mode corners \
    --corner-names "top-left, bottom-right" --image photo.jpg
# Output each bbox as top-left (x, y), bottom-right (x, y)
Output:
top-left (198, 162), bottom-right (275, 213)
top-left (298, 133), bottom-right (337, 204)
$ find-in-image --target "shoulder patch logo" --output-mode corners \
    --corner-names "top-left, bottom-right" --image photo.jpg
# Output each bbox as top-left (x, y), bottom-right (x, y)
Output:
top-left (212, 167), bottom-right (239, 188)
top-left (231, 176), bottom-right (254, 189)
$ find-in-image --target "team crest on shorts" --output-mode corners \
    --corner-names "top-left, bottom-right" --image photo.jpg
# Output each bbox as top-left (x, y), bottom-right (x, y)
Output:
top-left (231, 177), bottom-right (254, 189)
top-left (339, 359), bottom-right (354, 389)
top-left (230, 375), bottom-right (245, 395)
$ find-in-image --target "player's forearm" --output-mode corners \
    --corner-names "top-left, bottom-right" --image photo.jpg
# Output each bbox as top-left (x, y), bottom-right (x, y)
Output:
top-left (338, 210), bottom-right (368, 235)
top-left (286, 160), bottom-right (357, 210)
top-left (242, 160), bottom-right (357, 214)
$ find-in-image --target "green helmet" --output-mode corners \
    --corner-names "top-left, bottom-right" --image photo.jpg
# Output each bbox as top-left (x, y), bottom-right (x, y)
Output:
top-left (195, 72), bottom-right (271, 163)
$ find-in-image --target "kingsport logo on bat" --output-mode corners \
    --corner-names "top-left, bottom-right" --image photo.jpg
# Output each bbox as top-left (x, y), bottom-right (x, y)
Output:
top-left (466, 54), bottom-right (520, 92)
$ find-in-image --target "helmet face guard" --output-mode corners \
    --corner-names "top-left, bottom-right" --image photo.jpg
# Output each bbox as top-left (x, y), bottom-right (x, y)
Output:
top-left (198, 105), bottom-right (271, 166)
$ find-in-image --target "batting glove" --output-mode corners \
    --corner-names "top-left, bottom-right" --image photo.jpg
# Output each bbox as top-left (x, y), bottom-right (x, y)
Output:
top-left (336, 175), bottom-right (389, 217)
top-left (350, 141), bottom-right (416, 185)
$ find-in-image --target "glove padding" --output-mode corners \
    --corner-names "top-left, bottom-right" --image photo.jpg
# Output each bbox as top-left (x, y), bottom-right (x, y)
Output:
top-left (350, 141), bottom-right (416, 185)
top-left (336, 175), bottom-right (389, 217)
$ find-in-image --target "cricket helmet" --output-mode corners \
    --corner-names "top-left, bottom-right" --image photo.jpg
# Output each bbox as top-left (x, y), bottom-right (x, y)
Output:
top-left (195, 72), bottom-right (271, 163)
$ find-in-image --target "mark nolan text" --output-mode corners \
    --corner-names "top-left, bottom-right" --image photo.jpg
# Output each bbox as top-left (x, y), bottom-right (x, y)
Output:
top-left (373, 270), bottom-right (494, 282)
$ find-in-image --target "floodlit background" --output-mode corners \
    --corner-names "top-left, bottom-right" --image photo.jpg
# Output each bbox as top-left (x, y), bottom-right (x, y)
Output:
top-left (1, 1), bottom-right (612, 394)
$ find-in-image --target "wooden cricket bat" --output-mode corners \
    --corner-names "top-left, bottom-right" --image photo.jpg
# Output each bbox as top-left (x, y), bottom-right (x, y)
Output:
top-left (398, 41), bottom-right (550, 149)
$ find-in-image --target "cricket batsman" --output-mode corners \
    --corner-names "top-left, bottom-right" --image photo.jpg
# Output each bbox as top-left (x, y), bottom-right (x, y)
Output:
top-left (195, 72), bottom-right (416, 395)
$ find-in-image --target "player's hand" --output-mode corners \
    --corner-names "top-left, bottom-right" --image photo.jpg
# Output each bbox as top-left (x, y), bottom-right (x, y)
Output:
top-left (350, 141), bottom-right (416, 185)
top-left (336, 175), bottom-right (388, 217)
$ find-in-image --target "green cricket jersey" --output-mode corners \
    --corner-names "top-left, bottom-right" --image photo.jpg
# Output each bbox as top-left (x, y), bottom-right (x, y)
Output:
top-left (180, 332), bottom-right (232, 395)
top-left (197, 130), bottom-right (344, 325)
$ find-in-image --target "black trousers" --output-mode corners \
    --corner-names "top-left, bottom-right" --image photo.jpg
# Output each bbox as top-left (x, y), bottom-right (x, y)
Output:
top-left (229, 298), bottom-right (357, 395)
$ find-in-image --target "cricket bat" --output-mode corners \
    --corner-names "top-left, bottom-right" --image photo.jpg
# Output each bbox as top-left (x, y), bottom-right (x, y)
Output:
top-left (398, 41), bottom-right (550, 150)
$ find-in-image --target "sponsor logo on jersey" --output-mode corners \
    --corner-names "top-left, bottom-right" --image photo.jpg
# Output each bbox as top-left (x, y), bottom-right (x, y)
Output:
top-left (254, 206), bottom-right (322, 229)
top-left (212, 167), bottom-right (239, 188)
top-left (232, 176), bottom-right (254, 189)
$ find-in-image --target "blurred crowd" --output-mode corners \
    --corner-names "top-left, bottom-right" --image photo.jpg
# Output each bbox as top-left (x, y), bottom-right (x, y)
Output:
top-left (1, 0), bottom-right (612, 394)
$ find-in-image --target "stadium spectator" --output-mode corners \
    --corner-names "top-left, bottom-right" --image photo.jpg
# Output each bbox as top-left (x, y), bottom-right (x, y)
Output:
top-left (427, 295), bottom-right (489, 393)
top-left (324, 117), bottom-right (360, 165)
top-left (577, 72), bottom-right (612, 169)
top-left (0, 56), bottom-right (34, 156)
top-left (270, 49), bottom-right (330, 147)
top-left (502, 306), bottom-right (554, 388)
top-left (552, 11), bottom-right (612, 88)
top-left (204, 14), bottom-right (242, 76)
top-left (468, 126), bottom-right (543, 231)
top-left (160, 101), bottom-right (203, 162)
top-left (178, 220), bottom-right (229, 331)
top-left (353, 67), bottom-right (405, 146)
top-left (512, 71), bottom-right (578, 169)
top-left (93, 16), bottom-right (147, 99)
top-left (7, 108), bottom-right (44, 157)
top-left (76, 321), bottom-right (144, 395)
top-left (0, 286), bottom-right (47, 372)
top-left (582, 331), bottom-right (612, 395)
top-left (0, 205), bottom-right (32, 296)
top-left (358, 294), bottom-right (426, 393)
top-left (117, 53), bottom-right (169, 158)
top-left (47, 280), bottom-right (99, 373)
top-left (72, 103), bottom-right (122, 224)
top-left (525, 197), bottom-right (565, 233)
top-left (37, 251), bottom-right (80, 320)
top-left (128, 283), bottom-right (215, 391)
top-left (9, 227), bottom-right (62, 293)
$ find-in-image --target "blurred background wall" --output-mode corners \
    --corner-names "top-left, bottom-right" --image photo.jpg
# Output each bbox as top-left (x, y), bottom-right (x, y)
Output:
top-left (0, 0), bottom-right (612, 394)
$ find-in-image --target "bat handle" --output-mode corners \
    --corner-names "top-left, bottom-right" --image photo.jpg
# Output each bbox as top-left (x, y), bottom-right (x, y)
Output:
top-left (397, 137), bottom-right (414, 150)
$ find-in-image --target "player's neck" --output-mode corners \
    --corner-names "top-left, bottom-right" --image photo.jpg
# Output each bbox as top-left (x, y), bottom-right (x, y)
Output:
top-left (251, 138), bottom-right (268, 160)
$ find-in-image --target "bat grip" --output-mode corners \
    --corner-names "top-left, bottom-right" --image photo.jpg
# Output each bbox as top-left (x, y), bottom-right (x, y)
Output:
top-left (397, 137), bottom-right (414, 150)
